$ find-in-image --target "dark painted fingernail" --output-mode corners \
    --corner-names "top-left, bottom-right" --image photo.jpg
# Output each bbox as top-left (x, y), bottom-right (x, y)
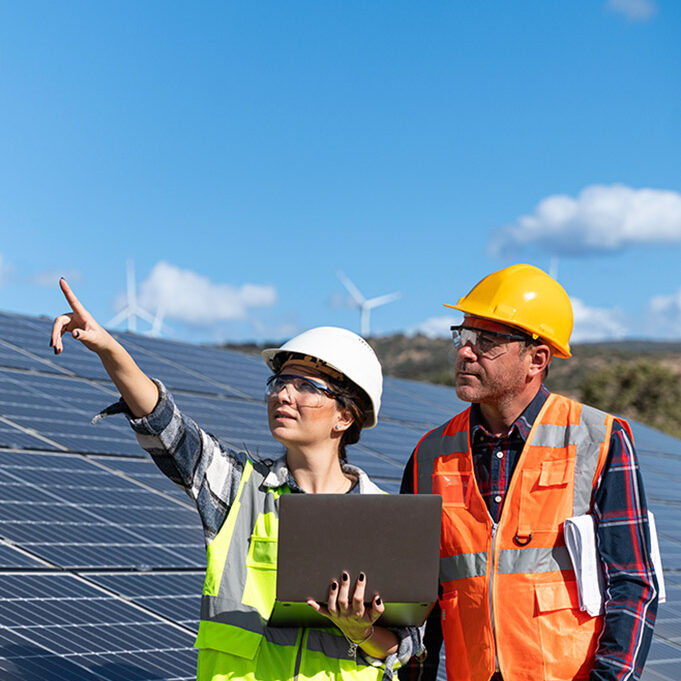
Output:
top-left (49, 340), bottom-right (53, 347)
top-left (74, 330), bottom-right (79, 338)
top-left (342, 572), bottom-right (349, 582)
top-left (53, 348), bottom-right (58, 355)
top-left (358, 572), bottom-right (365, 582)
top-left (375, 597), bottom-right (381, 605)
top-left (331, 582), bottom-right (338, 591)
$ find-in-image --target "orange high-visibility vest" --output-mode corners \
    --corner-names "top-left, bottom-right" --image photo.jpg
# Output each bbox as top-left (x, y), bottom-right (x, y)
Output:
top-left (413, 393), bottom-right (623, 681)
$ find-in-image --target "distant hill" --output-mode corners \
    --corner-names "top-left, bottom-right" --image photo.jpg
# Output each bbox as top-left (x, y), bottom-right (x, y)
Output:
top-left (218, 335), bottom-right (681, 439)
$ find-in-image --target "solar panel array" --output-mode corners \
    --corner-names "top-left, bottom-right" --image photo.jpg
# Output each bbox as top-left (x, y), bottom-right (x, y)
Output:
top-left (0, 310), bottom-right (678, 680)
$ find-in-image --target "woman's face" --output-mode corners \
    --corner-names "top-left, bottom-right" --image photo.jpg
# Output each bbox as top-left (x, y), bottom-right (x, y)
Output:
top-left (266, 361), bottom-right (351, 449)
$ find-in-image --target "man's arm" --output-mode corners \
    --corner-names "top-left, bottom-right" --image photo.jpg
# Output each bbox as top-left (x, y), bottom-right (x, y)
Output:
top-left (398, 453), bottom-right (444, 681)
top-left (590, 421), bottom-right (659, 681)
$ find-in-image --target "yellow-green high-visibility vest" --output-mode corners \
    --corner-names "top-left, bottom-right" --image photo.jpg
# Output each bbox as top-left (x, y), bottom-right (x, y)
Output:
top-left (194, 457), bottom-right (393, 681)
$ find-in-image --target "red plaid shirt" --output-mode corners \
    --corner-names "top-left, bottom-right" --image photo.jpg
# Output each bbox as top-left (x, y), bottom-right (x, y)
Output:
top-left (400, 386), bottom-right (658, 681)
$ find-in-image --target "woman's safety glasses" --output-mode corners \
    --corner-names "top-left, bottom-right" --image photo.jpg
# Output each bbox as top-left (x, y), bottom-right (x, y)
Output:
top-left (265, 374), bottom-right (339, 407)
top-left (450, 325), bottom-right (530, 360)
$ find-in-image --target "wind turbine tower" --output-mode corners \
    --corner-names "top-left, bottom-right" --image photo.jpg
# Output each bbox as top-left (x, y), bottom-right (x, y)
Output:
top-left (337, 271), bottom-right (401, 338)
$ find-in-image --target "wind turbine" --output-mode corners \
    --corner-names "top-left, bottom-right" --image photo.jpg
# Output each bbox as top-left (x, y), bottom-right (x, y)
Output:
top-left (337, 271), bottom-right (401, 338)
top-left (107, 259), bottom-right (165, 336)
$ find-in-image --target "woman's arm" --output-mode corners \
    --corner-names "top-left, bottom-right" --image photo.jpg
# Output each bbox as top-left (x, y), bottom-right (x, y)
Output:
top-left (50, 278), bottom-right (158, 417)
top-left (50, 278), bottom-right (245, 543)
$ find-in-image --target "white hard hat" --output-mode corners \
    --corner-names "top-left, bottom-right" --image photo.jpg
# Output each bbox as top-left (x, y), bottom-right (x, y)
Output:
top-left (261, 326), bottom-right (383, 428)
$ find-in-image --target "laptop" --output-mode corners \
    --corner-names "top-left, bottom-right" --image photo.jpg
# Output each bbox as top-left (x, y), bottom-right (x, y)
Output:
top-left (269, 493), bottom-right (442, 628)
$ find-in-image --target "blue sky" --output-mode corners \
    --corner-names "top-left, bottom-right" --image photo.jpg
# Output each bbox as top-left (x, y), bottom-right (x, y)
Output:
top-left (1, 0), bottom-right (680, 344)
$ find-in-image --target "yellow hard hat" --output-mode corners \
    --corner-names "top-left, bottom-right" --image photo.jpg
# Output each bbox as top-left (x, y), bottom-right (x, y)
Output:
top-left (444, 264), bottom-right (573, 358)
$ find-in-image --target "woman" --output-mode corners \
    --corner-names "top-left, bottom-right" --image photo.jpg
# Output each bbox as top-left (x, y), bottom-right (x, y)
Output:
top-left (51, 278), bottom-right (421, 681)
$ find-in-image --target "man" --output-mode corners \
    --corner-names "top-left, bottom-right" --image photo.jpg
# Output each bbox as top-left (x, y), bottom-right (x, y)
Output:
top-left (400, 264), bottom-right (658, 681)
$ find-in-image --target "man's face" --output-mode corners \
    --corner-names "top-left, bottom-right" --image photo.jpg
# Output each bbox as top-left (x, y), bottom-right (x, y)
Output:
top-left (454, 315), bottom-right (531, 405)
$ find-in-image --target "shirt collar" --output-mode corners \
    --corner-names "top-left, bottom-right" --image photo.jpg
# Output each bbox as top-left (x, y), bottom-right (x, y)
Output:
top-left (470, 383), bottom-right (551, 443)
top-left (262, 454), bottom-right (383, 494)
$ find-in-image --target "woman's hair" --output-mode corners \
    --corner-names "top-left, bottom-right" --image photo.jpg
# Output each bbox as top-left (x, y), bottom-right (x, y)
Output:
top-left (330, 379), bottom-right (369, 465)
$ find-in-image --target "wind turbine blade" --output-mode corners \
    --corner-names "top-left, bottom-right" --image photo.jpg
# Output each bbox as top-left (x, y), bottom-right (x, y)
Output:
top-left (149, 304), bottom-right (165, 337)
top-left (134, 307), bottom-right (156, 325)
top-left (361, 307), bottom-right (370, 338)
top-left (365, 292), bottom-right (401, 309)
top-left (336, 270), bottom-right (366, 305)
top-left (106, 308), bottom-right (130, 328)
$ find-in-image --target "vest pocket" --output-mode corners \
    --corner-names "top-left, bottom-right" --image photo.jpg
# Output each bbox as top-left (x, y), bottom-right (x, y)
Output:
top-left (517, 459), bottom-right (574, 537)
top-left (243, 535), bottom-right (278, 619)
top-left (433, 471), bottom-right (473, 508)
top-left (247, 535), bottom-right (278, 569)
top-left (534, 580), bottom-right (600, 680)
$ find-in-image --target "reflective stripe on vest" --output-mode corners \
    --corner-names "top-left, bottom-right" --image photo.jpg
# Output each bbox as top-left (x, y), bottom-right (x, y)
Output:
top-left (413, 393), bottom-right (614, 681)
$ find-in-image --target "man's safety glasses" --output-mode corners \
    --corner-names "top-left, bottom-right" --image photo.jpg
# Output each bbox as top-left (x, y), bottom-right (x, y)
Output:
top-left (265, 374), bottom-right (339, 407)
top-left (450, 325), bottom-right (530, 360)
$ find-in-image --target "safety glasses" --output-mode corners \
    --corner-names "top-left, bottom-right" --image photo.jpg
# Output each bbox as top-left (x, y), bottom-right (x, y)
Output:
top-left (265, 374), bottom-right (339, 407)
top-left (450, 325), bottom-right (530, 359)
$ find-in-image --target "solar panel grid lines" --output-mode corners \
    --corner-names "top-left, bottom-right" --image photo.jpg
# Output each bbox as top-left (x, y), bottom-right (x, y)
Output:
top-left (0, 450), bottom-right (204, 570)
top-left (0, 314), bottom-right (111, 383)
top-left (85, 455), bottom-right (196, 511)
top-left (0, 417), bottom-right (66, 452)
top-left (0, 571), bottom-right (198, 681)
top-left (117, 333), bottom-right (270, 401)
top-left (90, 457), bottom-right (194, 504)
top-left (0, 338), bottom-right (73, 377)
top-left (0, 540), bottom-right (53, 569)
top-left (84, 571), bottom-right (205, 630)
top-left (111, 333), bottom-right (257, 400)
top-left (0, 370), bottom-right (143, 457)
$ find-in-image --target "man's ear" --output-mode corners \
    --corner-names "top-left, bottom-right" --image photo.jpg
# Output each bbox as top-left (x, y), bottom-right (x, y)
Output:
top-left (527, 343), bottom-right (552, 379)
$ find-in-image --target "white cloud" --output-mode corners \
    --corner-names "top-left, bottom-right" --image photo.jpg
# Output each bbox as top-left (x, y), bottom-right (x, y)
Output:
top-left (607, 0), bottom-right (657, 22)
top-left (570, 297), bottom-right (628, 343)
top-left (488, 184), bottom-right (681, 256)
top-left (647, 288), bottom-right (681, 337)
top-left (131, 261), bottom-right (277, 324)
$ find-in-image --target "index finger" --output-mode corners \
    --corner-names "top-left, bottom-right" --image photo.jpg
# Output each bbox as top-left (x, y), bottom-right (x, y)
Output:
top-left (59, 278), bottom-right (88, 315)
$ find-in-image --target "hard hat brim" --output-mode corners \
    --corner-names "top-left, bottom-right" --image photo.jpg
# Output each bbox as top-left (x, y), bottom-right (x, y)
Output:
top-left (442, 302), bottom-right (572, 359)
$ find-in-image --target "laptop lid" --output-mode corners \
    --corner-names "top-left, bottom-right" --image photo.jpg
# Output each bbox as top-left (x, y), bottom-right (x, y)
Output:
top-left (270, 493), bottom-right (442, 627)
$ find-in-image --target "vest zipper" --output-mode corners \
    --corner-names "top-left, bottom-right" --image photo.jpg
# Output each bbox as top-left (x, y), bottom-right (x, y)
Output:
top-left (489, 520), bottom-right (500, 672)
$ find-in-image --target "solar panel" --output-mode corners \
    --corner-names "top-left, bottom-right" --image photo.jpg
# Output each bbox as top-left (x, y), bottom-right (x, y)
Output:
top-left (0, 572), bottom-right (197, 681)
top-left (119, 333), bottom-right (270, 400)
top-left (86, 571), bottom-right (205, 628)
top-left (0, 310), bottom-right (679, 680)
top-left (0, 450), bottom-right (204, 570)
